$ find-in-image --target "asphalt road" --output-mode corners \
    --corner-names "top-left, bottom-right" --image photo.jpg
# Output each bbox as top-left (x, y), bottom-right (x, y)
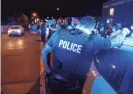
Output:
top-left (1, 31), bottom-right (43, 94)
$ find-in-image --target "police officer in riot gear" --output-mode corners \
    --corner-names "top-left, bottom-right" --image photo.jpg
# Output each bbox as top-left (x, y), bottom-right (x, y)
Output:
top-left (42, 16), bottom-right (130, 94)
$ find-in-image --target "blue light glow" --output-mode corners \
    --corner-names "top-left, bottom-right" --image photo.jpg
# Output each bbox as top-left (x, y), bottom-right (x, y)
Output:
top-left (122, 38), bottom-right (133, 46)
top-left (91, 76), bottom-right (117, 94)
top-left (106, 19), bottom-right (110, 24)
top-left (76, 26), bottom-right (93, 35)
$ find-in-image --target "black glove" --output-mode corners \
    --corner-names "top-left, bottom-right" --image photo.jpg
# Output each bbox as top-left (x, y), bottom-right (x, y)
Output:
top-left (46, 71), bottom-right (69, 83)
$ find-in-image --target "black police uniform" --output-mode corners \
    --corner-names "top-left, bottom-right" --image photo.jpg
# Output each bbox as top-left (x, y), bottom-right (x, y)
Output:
top-left (45, 29), bottom-right (111, 94)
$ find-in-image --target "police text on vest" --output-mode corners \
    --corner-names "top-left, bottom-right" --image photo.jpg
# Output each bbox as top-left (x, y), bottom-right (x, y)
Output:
top-left (59, 40), bottom-right (82, 54)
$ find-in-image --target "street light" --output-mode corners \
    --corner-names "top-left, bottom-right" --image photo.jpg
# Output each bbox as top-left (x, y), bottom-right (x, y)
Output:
top-left (57, 8), bottom-right (59, 11)
top-left (33, 13), bottom-right (36, 16)
top-left (32, 12), bottom-right (37, 17)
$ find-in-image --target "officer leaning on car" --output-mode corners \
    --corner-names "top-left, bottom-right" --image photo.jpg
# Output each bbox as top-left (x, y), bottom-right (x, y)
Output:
top-left (42, 16), bottom-right (130, 94)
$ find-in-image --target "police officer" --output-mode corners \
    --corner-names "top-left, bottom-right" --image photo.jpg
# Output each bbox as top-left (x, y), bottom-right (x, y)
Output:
top-left (32, 23), bottom-right (38, 34)
top-left (42, 16), bottom-right (130, 94)
top-left (71, 17), bottom-right (80, 28)
top-left (66, 17), bottom-right (77, 30)
top-left (45, 20), bottom-right (60, 70)
top-left (40, 22), bottom-right (46, 43)
top-left (105, 18), bottom-right (112, 37)
top-left (45, 19), bottom-right (57, 40)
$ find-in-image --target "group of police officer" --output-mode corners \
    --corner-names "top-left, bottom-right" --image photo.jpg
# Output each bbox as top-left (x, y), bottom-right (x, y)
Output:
top-left (41, 16), bottom-right (130, 94)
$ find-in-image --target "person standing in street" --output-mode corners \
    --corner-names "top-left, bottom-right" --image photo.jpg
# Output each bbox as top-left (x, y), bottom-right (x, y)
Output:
top-left (42, 16), bottom-right (130, 94)
top-left (40, 22), bottom-right (46, 43)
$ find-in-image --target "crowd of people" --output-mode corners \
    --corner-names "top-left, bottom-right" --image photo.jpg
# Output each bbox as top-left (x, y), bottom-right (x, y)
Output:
top-left (29, 17), bottom-right (133, 45)
top-left (98, 19), bottom-right (133, 38)
top-left (29, 17), bottom-right (80, 43)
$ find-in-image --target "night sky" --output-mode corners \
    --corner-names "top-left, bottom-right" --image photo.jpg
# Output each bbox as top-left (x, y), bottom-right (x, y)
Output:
top-left (2, 0), bottom-right (109, 20)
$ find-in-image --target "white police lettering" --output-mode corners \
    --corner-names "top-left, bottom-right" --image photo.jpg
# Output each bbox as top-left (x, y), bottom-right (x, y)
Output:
top-left (58, 40), bottom-right (82, 54)
top-left (63, 41), bottom-right (67, 48)
top-left (72, 44), bottom-right (77, 52)
top-left (59, 40), bottom-right (63, 47)
top-left (77, 45), bottom-right (82, 54)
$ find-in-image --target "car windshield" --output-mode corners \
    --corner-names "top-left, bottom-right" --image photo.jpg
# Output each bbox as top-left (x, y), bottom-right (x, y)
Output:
top-left (11, 27), bottom-right (20, 29)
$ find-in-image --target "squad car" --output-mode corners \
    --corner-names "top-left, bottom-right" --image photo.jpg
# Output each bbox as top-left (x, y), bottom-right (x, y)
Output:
top-left (91, 36), bottom-right (133, 94)
top-left (8, 25), bottom-right (24, 37)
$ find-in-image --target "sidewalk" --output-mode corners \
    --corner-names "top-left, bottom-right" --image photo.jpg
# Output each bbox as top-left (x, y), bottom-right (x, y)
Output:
top-left (1, 33), bottom-right (43, 94)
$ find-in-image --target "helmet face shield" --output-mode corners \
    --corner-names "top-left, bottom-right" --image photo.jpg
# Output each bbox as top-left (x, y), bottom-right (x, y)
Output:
top-left (76, 16), bottom-right (96, 35)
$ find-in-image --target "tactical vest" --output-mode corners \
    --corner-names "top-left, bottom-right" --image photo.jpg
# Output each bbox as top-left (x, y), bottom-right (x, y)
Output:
top-left (52, 30), bottom-right (94, 80)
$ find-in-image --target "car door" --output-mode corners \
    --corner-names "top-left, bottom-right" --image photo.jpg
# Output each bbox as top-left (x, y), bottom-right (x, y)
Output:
top-left (95, 37), bottom-right (133, 94)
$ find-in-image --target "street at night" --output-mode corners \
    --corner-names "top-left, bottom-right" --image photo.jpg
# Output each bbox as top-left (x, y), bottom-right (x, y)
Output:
top-left (1, 31), bottom-right (43, 94)
top-left (1, 0), bottom-right (133, 93)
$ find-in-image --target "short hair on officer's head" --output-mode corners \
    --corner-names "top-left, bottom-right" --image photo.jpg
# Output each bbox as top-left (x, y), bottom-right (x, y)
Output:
top-left (78, 16), bottom-right (96, 29)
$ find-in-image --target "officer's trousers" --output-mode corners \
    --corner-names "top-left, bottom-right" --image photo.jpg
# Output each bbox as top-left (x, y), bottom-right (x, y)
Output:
top-left (41, 36), bottom-right (45, 43)
top-left (47, 74), bottom-right (86, 94)
top-left (47, 53), bottom-right (51, 68)
top-left (51, 88), bottom-right (83, 94)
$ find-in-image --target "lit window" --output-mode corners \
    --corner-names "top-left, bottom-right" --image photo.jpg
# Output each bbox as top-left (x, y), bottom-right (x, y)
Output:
top-left (110, 8), bottom-right (114, 16)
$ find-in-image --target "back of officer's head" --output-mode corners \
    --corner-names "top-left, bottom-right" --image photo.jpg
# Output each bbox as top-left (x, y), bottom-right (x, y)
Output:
top-left (76, 16), bottom-right (96, 35)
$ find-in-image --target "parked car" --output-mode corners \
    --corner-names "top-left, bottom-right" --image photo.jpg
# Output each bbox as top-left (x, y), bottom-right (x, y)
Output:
top-left (94, 37), bottom-right (133, 94)
top-left (8, 25), bottom-right (24, 37)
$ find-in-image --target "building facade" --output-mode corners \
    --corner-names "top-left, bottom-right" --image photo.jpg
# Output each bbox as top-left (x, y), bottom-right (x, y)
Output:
top-left (102, 0), bottom-right (133, 28)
